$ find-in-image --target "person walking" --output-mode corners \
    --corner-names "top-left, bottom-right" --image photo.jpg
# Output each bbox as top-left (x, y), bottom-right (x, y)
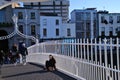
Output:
top-left (19, 43), bottom-right (28, 65)
top-left (0, 50), bottom-right (4, 65)
top-left (11, 44), bottom-right (18, 65)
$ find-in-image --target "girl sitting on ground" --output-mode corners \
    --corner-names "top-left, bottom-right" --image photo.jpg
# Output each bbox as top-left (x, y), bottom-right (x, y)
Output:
top-left (44, 55), bottom-right (56, 71)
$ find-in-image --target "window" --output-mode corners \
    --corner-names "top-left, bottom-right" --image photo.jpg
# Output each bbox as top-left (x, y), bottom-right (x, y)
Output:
top-left (86, 12), bottom-right (90, 20)
top-left (67, 28), bottom-right (71, 36)
top-left (109, 16), bottom-right (113, 24)
top-left (43, 19), bottom-right (47, 26)
top-left (93, 13), bottom-right (97, 20)
top-left (31, 2), bottom-right (33, 7)
top-left (101, 16), bottom-right (105, 23)
top-left (18, 25), bottom-right (23, 33)
top-left (86, 23), bottom-right (90, 31)
top-left (101, 16), bottom-right (108, 24)
top-left (56, 29), bottom-right (59, 36)
top-left (117, 27), bottom-right (120, 31)
top-left (117, 16), bottom-right (120, 23)
top-left (109, 31), bottom-right (113, 37)
top-left (18, 12), bottom-right (23, 19)
top-left (56, 19), bottom-right (59, 25)
top-left (43, 28), bottom-right (47, 37)
top-left (76, 12), bottom-right (82, 21)
top-left (109, 27), bottom-right (113, 37)
top-left (31, 25), bottom-right (36, 35)
top-left (86, 32), bottom-right (90, 37)
top-left (101, 31), bottom-right (105, 36)
top-left (31, 12), bottom-right (35, 19)
top-left (81, 32), bottom-right (84, 38)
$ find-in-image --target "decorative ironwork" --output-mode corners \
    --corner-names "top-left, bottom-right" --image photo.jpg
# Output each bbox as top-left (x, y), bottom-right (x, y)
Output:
top-left (0, 14), bottom-right (39, 44)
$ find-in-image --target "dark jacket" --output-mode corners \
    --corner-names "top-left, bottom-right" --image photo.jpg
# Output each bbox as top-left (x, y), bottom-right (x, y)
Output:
top-left (20, 47), bottom-right (28, 56)
top-left (12, 46), bottom-right (17, 53)
top-left (11, 45), bottom-right (18, 56)
top-left (49, 58), bottom-right (56, 67)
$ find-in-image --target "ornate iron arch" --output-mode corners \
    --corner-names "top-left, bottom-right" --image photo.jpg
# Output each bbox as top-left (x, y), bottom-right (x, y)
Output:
top-left (0, 14), bottom-right (39, 44)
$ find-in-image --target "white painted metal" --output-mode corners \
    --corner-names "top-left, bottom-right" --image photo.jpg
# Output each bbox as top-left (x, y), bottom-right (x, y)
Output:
top-left (27, 38), bottom-right (120, 80)
top-left (0, 14), bottom-right (38, 44)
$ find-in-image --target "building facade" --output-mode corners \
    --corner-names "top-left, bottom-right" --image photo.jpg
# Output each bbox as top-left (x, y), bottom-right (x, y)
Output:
top-left (40, 14), bottom-right (75, 41)
top-left (13, 7), bottom-right (40, 46)
top-left (0, 6), bottom-right (14, 51)
top-left (13, 7), bottom-right (75, 46)
top-left (23, 0), bottom-right (69, 23)
top-left (71, 8), bottom-right (98, 39)
top-left (0, 0), bottom-right (70, 51)
top-left (98, 11), bottom-right (120, 38)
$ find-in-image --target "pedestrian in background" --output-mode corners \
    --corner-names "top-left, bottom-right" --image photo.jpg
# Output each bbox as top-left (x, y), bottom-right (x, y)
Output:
top-left (0, 50), bottom-right (4, 65)
top-left (19, 43), bottom-right (28, 65)
top-left (11, 44), bottom-right (18, 65)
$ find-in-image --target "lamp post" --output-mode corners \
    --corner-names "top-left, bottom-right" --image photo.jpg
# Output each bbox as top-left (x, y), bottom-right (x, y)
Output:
top-left (12, 14), bottom-right (39, 46)
top-left (25, 9), bottom-right (28, 46)
top-left (12, 14), bottom-right (18, 32)
top-left (12, 14), bottom-right (18, 43)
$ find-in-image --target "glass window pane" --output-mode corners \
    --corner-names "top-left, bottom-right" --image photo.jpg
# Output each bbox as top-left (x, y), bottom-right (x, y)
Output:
top-left (18, 25), bottom-right (23, 33)
top-left (31, 12), bottom-right (35, 19)
top-left (67, 28), bottom-right (71, 36)
top-left (18, 12), bottom-right (23, 19)
top-left (56, 19), bottom-right (59, 25)
top-left (43, 28), bottom-right (47, 37)
top-left (56, 28), bottom-right (59, 36)
top-left (31, 25), bottom-right (36, 35)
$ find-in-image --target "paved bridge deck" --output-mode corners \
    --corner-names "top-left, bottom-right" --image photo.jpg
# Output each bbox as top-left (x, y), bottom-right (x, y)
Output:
top-left (0, 63), bottom-right (77, 80)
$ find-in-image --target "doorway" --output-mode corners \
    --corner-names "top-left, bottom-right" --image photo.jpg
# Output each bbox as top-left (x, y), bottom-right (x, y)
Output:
top-left (0, 30), bottom-right (9, 52)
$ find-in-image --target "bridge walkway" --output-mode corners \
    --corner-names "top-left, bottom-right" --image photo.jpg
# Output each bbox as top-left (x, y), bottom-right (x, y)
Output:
top-left (0, 63), bottom-right (77, 80)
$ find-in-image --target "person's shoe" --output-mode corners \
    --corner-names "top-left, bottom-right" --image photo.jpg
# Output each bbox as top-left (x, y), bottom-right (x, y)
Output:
top-left (43, 67), bottom-right (46, 70)
top-left (14, 63), bottom-right (17, 66)
top-left (23, 62), bottom-right (26, 65)
top-left (54, 68), bottom-right (57, 71)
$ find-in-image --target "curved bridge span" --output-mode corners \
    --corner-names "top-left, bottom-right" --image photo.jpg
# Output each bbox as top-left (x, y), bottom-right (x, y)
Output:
top-left (27, 39), bottom-right (120, 80)
top-left (27, 53), bottom-right (85, 80)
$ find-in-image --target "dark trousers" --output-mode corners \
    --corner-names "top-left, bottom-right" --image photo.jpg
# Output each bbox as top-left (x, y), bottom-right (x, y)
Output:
top-left (0, 58), bottom-right (3, 65)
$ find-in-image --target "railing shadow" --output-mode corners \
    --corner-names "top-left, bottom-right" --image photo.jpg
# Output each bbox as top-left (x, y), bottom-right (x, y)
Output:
top-left (1, 62), bottom-right (77, 80)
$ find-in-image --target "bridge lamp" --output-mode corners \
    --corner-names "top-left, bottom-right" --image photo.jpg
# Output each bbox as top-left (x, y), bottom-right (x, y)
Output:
top-left (12, 14), bottom-right (18, 31)
top-left (12, 14), bottom-right (18, 24)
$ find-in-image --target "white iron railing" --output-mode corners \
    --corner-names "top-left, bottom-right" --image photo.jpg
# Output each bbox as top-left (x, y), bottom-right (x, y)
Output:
top-left (27, 38), bottom-right (120, 80)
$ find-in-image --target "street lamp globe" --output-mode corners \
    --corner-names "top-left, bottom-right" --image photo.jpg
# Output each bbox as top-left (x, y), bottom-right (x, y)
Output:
top-left (12, 14), bottom-right (18, 30)
top-left (12, 14), bottom-right (18, 24)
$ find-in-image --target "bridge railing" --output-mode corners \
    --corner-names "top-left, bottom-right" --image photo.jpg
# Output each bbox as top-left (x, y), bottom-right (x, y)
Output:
top-left (27, 38), bottom-right (120, 80)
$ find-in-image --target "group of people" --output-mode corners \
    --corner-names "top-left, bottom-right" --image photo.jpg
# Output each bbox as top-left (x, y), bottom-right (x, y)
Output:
top-left (0, 42), bottom-right (28, 65)
top-left (0, 41), bottom-right (57, 71)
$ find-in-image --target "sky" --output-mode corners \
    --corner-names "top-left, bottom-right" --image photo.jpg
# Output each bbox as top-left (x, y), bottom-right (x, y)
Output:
top-left (69, 0), bottom-right (120, 13)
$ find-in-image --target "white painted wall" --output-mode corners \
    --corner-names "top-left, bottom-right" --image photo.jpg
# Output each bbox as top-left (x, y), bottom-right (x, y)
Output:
top-left (62, 23), bottom-right (76, 38)
top-left (40, 16), bottom-right (76, 39)
top-left (40, 16), bottom-right (62, 39)
top-left (98, 13), bottom-right (120, 36)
